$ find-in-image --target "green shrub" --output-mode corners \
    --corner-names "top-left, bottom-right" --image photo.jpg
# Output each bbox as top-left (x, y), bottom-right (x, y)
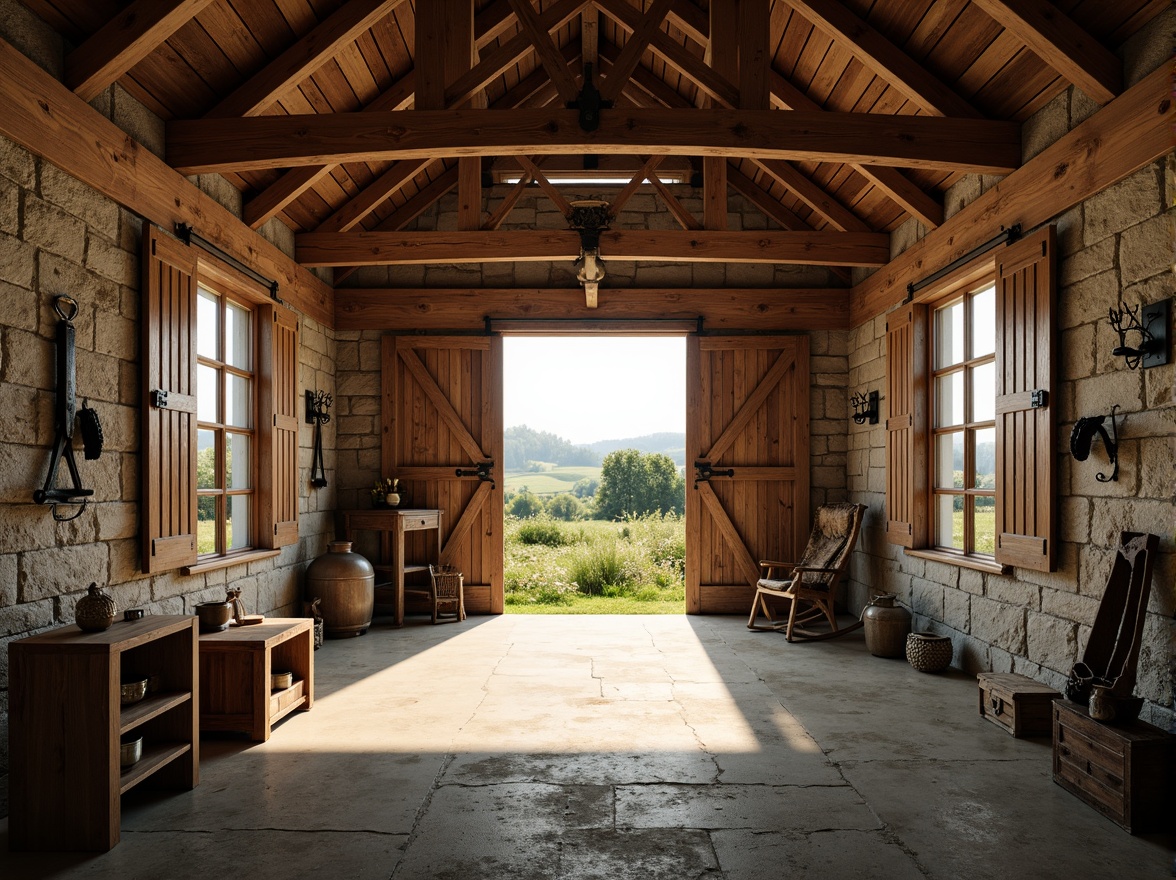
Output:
top-left (507, 489), bottom-right (543, 518)
top-left (545, 493), bottom-right (582, 521)
top-left (515, 516), bottom-right (567, 547)
top-left (567, 543), bottom-right (637, 595)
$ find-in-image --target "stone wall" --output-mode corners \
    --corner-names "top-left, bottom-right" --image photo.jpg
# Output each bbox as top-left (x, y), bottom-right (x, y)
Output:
top-left (844, 83), bottom-right (1175, 727)
top-left (0, 138), bottom-right (337, 813)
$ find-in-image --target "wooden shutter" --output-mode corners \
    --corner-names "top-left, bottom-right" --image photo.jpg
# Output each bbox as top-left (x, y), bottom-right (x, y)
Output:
top-left (259, 304), bottom-right (300, 548)
top-left (885, 303), bottom-right (927, 547)
top-left (995, 226), bottom-right (1055, 571)
top-left (141, 227), bottom-right (198, 573)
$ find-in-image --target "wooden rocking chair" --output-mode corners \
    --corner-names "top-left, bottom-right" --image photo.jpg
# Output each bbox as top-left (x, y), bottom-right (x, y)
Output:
top-left (747, 502), bottom-right (866, 641)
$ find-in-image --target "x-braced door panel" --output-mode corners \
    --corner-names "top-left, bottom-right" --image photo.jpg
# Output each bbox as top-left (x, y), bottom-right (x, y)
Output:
top-left (382, 335), bottom-right (504, 613)
top-left (686, 336), bottom-right (810, 614)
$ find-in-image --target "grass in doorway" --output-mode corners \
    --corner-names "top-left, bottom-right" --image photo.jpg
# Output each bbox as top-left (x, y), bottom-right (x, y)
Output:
top-left (504, 514), bottom-right (685, 614)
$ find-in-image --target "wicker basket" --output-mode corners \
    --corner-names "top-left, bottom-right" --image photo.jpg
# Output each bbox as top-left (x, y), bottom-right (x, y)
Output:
top-left (906, 632), bottom-right (953, 672)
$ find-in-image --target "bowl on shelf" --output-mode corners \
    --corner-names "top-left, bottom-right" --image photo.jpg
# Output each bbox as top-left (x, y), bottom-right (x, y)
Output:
top-left (271, 670), bottom-right (293, 690)
top-left (119, 735), bottom-right (143, 769)
top-left (120, 677), bottom-right (149, 704)
top-left (195, 601), bottom-right (233, 633)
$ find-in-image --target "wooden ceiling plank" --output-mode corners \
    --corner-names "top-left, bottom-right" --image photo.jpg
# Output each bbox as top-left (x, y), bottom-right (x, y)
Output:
top-left (667, 0), bottom-right (709, 47)
top-left (970, 0), bottom-right (1120, 105)
top-left (168, 108), bottom-right (1020, 175)
top-left (648, 171), bottom-right (703, 230)
top-left (516, 155), bottom-right (574, 217)
top-left (66, 0), bottom-right (218, 102)
top-left (769, 69), bottom-right (943, 228)
top-left (600, 0), bottom-right (675, 103)
top-left (507, 0), bottom-right (581, 103)
top-left (726, 163), bottom-right (807, 231)
top-left (610, 154), bottom-right (666, 216)
top-left (851, 63), bottom-right (1172, 325)
top-left (749, 158), bottom-right (869, 232)
top-left (475, 0), bottom-right (519, 49)
top-left (315, 158), bottom-right (433, 233)
top-left (785, 0), bottom-right (981, 118)
top-left (296, 228), bottom-right (890, 267)
top-left (445, 0), bottom-right (585, 108)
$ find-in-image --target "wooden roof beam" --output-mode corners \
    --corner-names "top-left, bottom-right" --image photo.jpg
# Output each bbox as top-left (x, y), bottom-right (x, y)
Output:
top-left (516, 155), bottom-right (574, 217)
top-left (298, 229), bottom-right (890, 267)
top-left (582, 5), bottom-right (599, 69)
top-left (483, 168), bottom-right (535, 230)
top-left (66, 0), bottom-right (217, 102)
top-left (600, 0), bottom-right (675, 103)
top-left (168, 108), bottom-right (1020, 175)
top-left (750, 157), bottom-right (869, 233)
top-left (609, 155), bottom-right (666, 216)
top-left (315, 158), bottom-right (434, 234)
top-left (784, 0), bottom-right (982, 119)
top-left (206, 0), bottom-right (408, 119)
top-left (770, 70), bottom-right (944, 228)
top-left (648, 172), bottom-right (703, 230)
top-left (726, 164), bottom-right (807, 231)
top-left (970, 0), bottom-right (1121, 105)
top-left (507, 0), bottom-right (581, 103)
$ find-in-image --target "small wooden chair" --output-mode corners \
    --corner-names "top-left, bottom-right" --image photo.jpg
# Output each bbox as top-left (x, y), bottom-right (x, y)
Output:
top-left (427, 564), bottom-right (466, 624)
top-left (747, 502), bottom-right (866, 641)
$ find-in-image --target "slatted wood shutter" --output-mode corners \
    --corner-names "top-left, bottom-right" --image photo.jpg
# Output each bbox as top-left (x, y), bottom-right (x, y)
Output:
top-left (141, 227), bottom-right (198, 573)
top-left (884, 303), bottom-right (927, 548)
top-left (259, 305), bottom-right (300, 548)
top-left (995, 226), bottom-right (1055, 571)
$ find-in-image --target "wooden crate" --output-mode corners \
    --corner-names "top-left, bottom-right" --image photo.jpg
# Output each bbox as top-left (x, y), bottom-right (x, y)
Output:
top-left (1052, 700), bottom-right (1174, 834)
top-left (977, 672), bottom-right (1060, 737)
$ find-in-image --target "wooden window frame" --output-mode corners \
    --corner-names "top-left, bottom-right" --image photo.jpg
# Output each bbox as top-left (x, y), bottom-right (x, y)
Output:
top-left (886, 226), bottom-right (1056, 574)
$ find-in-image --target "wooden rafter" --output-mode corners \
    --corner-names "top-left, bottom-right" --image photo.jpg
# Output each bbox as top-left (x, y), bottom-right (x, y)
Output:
top-left (475, 0), bottom-right (520, 49)
top-left (206, 0), bottom-right (408, 119)
top-left (970, 0), bottom-right (1121, 105)
top-left (726, 164), bottom-right (806, 231)
top-left (647, 173), bottom-right (702, 230)
top-left (610, 155), bottom-right (666, 217)
top-left (596, 0), bottom-right (739, 108)
top-left (785, 0), bottom-right (982, 119)
top-left (483, 169), bottom-right (535, 230)
top-left (600, 0), bottom-right (675, 103)
top-left (751, 158), bottom-right (869, 232)
top-left (167, 109), bottom-right (1021, 175)
top-left (738, 0), bottom-right (771, 111)
top-left (315, 158), bottom-right (433, 234)
top-left (515, 156), bottom-right (573, 217)
top-left (65, 0), bottom-right (217, 102)
top-left (581, 5), bottom-right (599, 69)
top-left (769, 70), bottom-right (944, 228)
top-left (507, 0), bottom-right (580, 103)
top-left (704, 1), bottom-right (737, 228)
top-left (296, 229), bottom-right (890, 267)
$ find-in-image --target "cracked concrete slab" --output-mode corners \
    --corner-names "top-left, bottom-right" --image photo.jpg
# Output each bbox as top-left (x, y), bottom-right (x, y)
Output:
top-left (0, 614), bottom-right (1170, 879)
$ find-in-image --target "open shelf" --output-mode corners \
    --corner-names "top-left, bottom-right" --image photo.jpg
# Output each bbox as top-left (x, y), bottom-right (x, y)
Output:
top-left (118, 741), bottom-right (192, 795)
top-left (119, 691), bottom-right (192, 735)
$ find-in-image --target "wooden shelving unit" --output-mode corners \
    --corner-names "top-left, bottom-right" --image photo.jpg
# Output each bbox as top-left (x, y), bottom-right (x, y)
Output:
top-left (8, 615), bottom-right (199, 852)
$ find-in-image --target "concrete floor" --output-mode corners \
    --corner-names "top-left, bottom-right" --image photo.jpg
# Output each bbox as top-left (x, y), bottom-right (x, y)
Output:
top-left (1, 614), bottom-right (1172, 879)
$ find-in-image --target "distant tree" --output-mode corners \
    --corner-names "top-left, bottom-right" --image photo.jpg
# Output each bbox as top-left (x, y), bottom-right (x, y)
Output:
top-left (504, 425), bottom-right (599, 469)
top-left (572, 478), bottom-right (598, 499)
top-left (507, 489), bottom-right (543, 518)
top-left (545, 493), bottom-right (582, 521)
top-left (594, 449), bottom-right (685, 520)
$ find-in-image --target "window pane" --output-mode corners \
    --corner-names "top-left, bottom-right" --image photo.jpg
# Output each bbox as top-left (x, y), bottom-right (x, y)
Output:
top-left (935, 494), bottom-right (964, 550)
top-left (227, 495), bottom-right (250, 551)
top-left (197, 290), bottom-right (218, 359)
top-left (226, 374), bottom-right (252, 428)
top-left (225, 301), bottom-right (252, 370)
top-left (226, 433), bottom-right (251, 490)
top-left (971, 362), bottom-right (995, 422)
top-left (934, 299), bottom-right (964, 368)
top-left (197, 429), bottom-right (217, 489)
top-left (934, 371), bottom-right (964, 427)
top-left (197, 364), bottom-right (219, 422)
top-left (974, 495), bottom-right (996, 555)
top-left (971, 284), bottom-right (996, 357)
top-left (935, 432), bottom-right (964, 489)
top-left (974, 427), bottom-right (996, 490)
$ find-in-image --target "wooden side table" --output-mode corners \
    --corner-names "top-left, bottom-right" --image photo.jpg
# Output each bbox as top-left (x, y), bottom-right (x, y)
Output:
top-left (198, 618), bottom-right (313, 741)
top-left (338, 509), bottom-right (443, 626)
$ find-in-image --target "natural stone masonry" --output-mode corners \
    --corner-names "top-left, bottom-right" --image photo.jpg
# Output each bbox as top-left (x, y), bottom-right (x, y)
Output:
top-left (844, 77), bottom-right (1175, 731)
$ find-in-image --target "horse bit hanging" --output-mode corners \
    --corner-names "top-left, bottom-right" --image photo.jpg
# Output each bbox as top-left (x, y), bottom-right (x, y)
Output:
top-left (34, 295), bottom-right (103, 521)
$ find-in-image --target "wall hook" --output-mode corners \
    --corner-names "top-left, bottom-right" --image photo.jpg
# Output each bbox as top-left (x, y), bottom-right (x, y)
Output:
top-left (1069, 405), bottom-right (1120, 482)
top-left (305, 390), bottom-right (332, 488)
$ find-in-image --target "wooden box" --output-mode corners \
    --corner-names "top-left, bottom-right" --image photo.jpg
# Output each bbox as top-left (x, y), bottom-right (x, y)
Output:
top-left (977, 672), bottom-right (1060, 737)
top-left (1052, 699), bottom-right (1174, 834)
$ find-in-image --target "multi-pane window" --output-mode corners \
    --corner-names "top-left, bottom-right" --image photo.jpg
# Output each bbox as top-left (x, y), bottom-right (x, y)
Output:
top-left (196, 287), bottom-right (255, 557)
top-left (930, 283), bottom-right (996, 557)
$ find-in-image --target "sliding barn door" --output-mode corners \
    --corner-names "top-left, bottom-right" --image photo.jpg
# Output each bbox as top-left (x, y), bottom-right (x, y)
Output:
top-left (382, 335), bottom-right (504, 613)
top-left (686, 336), bottom-right (810, 614)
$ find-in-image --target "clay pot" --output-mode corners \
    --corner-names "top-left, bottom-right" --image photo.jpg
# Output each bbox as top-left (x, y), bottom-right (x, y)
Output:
top-left (906, 632), bottom-right (953, 672)
top-left (75, 582), bottom-right (116, 632)
top-left (305, 541), bottom-right (375, 638)
top-left (862, 594), bottom-right (912, 658)
top-left (196, 601), bottom-right (233, 633)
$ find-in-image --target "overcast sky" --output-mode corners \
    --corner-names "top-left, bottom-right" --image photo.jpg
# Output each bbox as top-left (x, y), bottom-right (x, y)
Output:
top-left (504, 337), bottom-right (686, 445)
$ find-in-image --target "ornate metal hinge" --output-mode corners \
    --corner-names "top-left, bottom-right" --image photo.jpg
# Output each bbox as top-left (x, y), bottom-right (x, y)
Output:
top-left (693, 461), bottom-right (734, 488)
top-left (455, 461), bottom-right (495, 489)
